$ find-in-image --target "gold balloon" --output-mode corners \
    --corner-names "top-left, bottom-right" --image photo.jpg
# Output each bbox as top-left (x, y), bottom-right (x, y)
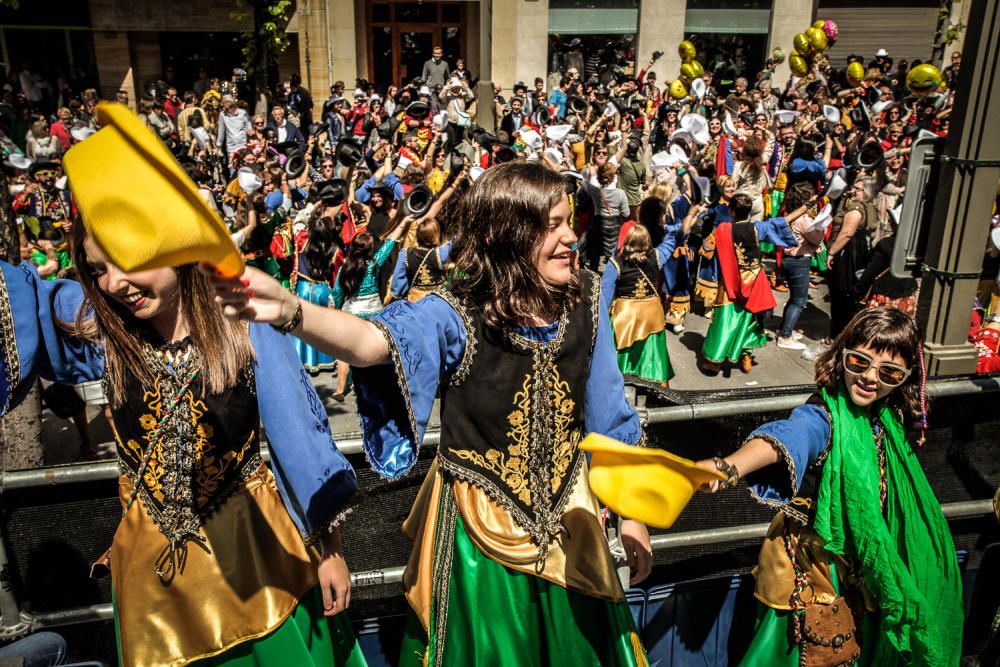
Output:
top-left (906, 63), bottom-right (944, 96)
top-left (789, 53), bottom-right (809, 77)
top-left (793, 33), bottom-right (812, 56)
top-left (690, 60), bottom-right (704, 78)
top-left (813, 20), bottom-right (826, 30)
top-left (846, 61), bottom-right (865, 86)
top-left (679, 62), bottom-right (697, 84)
top-left (678, 40), bottom-right (696, 63)
top-left (669, 79), bottom-right (689, 100)
top-left (806, 26), bottom-right (828, 52)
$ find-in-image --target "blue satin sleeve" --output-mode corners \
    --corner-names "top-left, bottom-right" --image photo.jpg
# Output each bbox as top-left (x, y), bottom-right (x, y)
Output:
top-left (352, 295), bottom-right (466, 479)
top-left (600, 260), bottom-right (618, 314)
top-left (390, 249), bottom-right (410, 298)
top-left (585, 288), bottom-right (643, 445)
top-left (250, 323), bottom-right (359, 540)
top-left (742, 403), bottom-right (831, 507)
top-left (0, 260), bottom-right (103, 416)
top-left (755, 216), bottom-right (797, 249)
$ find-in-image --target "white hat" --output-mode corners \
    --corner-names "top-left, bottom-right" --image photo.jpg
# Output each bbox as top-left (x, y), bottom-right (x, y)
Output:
top-left (469, 166), bottom-right (485, 182)
top-left (775, 110), bottom-right (800, 126)
top-left (826, 168), bottom-right (848, 200)
top-left (4, 153), bottom-right (32, 170)
top-left (432, 111), bottom-right (448, 129)
top-left (889, 204), bottom-right (903, 228)
top-left (237, 167), bottom-right (263, 194)
top-left (691, 78), bottom-right (706, 100)
top-left (872, 100), bottom-right (892, 115)
top-left (917, 129), bottom-right (939, 142)
top-left (722, 113), bottom-right (738, 137)
top-left (353, 88), bottom-right (366, 98)
top-left (822, 105), bottom-right (841, 125)
top-left (563, 169), bottom-right (583, 180)
top-left (70, 126), bottom-right (96, 142)
top-left (692, 175), bottom-right (711, 204)
top-left (447, 77), bottom-right (463, 90)
top-left (990, 225), bottom-right (1000, 253)
top-left (191, 126), bottom-right (210, 148)
top-left (680, 114), bottom-right (709, 145)
top-left (545, 124), bottom-right (572, 142)
top-left (397, 155), bottom-right (413, 169)
top-left (875, 48), bottom-right (889, 58)
top-left (604, 102), bottom-right (617, 117)
top-left (669, 128), bottom-right (694, 146)
top-left (544, 147), bottom-right (563, 165)
top-left (519, 129), bottom-right (543, 151)
top-left (418, 85), bottom-right (432, 97)
top-left (669, 144), bottom-right (689, 165)
top-left (807, 203), bottom-right (833, 233)
top-left (55, 175), bottom-right (68, 190)
top-left (650, 151), bottom-right (675, 171)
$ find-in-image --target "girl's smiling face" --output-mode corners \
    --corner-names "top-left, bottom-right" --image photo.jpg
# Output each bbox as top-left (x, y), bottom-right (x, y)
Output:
top-left (533, 194), bottom-right (576, 286)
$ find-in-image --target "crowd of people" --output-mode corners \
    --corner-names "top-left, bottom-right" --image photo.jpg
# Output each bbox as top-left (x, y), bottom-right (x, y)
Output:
top-left (0, 35), bottom-right (995, 667)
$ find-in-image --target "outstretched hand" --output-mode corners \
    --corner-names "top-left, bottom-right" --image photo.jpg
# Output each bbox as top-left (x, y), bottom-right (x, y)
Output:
top-left (621, 519), bottom-right (653, 586)
top-left (694, 459), bottom-right (724, 493)
top-left (200, 264), bottom-right (298, 325)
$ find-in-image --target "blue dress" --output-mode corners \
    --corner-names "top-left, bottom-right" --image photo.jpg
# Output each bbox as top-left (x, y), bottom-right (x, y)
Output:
top-left (293, 254), bottom-right (337, 373)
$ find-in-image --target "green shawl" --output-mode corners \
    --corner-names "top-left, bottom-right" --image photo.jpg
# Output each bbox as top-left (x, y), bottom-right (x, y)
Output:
top-left (814, 388), bottom-right (963, 666)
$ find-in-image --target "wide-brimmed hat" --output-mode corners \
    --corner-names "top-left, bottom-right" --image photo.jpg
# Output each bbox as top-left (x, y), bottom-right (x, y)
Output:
top-left (668, 144), bottom-right (689, 165)
top-left (826, 168), bottom-right (848, 199)
top-left (336, 139), bottom-right (364, 166)
top-left (237, 166), bottom-right (263, 194)
top-left (406, 101), bottom-right (431, 119)
top-left (70, 126), bottom-right (96, 142)
top-left (775, 110), bottom-right (800, 126)
top-left (582, 433), bottom-right (724, 528)
top-left (62, 102), bottom-right (243, 277)
top-left (690, 78), bottom-right (706, 100)
top-left (4, 153), bottom-right (31, 170)
top-left (822, 104), bottom-right (841, 125)
top-left (680, 114), bottom-right (709, 145)
top-left (545, 124), bottom-right (573, 142)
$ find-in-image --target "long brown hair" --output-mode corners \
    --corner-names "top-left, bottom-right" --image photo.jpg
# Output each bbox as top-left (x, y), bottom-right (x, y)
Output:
top-left (449, 161), bottom-right (581, 328)
top-left (814, 307), bottom-right (922, 416)
top-left (70, 223), bottom-right (253, 406)
top-left (339, 231), bottom-right (376, 298)
top-left (621, 224), bottom-right (652, 266)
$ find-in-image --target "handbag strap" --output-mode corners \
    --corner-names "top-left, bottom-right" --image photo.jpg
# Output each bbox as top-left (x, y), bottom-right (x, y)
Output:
top-left (121, 367), bottom-right (201, 519)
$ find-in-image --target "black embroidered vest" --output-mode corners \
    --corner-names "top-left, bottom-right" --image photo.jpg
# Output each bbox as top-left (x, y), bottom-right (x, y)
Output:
top-left (611, 255), bottom-right (660, 300)
top-left (111, 341), bottom-right (261, 576)
top-left (436, 271), bottom-right (601, 555)
top-left (406, 247), bottom-right (446, 291)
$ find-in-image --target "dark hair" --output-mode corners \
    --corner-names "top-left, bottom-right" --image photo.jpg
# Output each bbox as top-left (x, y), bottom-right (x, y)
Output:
top-left (814, 308), bottom-right (922, 416)
top-left (793, 137), bottom-right (816, 161)
top-left (340, 231), bottom-right (376, 298)
top-left (621, 224), bottom-right (652, 266)
top-left (305, 215), bottom-right (341, 282)
top-left (741, 136), bottom-right (765, 181)
top-left (730, 193), bottom-right (753, 220)
top-left (637, 196), bottom-right (666, 247)
top-left (784, 181), bottom-right (817, 212)
top-left (416, 218), bottom-right (441, 248)
top-left (449, 161), bottom-right (580, 328)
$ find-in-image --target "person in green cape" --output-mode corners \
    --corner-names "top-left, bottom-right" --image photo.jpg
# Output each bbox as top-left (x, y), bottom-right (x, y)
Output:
top-left (698, 307), bottom-right (963, 665)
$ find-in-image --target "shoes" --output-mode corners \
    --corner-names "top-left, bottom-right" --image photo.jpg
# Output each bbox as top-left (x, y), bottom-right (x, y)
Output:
top-left (739, 354), bottom-right (753, 374)
top-left (773, 283), bottom-right (789, 292)
top-left (672, 323), bottom-right (685, 334)
top-left (331, 387), bottom-right (350, 402)
top-left (705, 309), bottom-right (714, 320)
top-left (698, 359), bottom-right (721, 376)
top-left (792, 330), bottom-right (805, 341)
top-left (777, 337), bottom-right (806, 350)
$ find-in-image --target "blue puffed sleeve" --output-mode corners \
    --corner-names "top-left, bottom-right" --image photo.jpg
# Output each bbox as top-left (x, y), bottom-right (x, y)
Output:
top-left (655, 227), bottom-right (681, 267)
top-left (584, 285), bottom-right (644, 445)
top-left (743, 402), bottom-right (831, 507)
top-left (352, 295), bottom-right (466, 478)
top-left (754, 216), bottom-right (797, 249)
top-left (390, 249), bottom-right (410, 298)
top-left (250, 323), bottom-right (358, 540)
top-left (600, 259), bottom-right (619, 314)
top-left (0, 260), bottom-right (103, 416)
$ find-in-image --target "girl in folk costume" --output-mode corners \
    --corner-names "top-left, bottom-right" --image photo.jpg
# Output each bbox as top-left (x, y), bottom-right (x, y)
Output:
top-left (694, 174), bottom-right (736, 314)
top-left (209, 161), bottom-right (655, 667)
top-left (0, 224), bottom-right (366, 667)
top-left (290, 204), bottom-right (344, 373)
top-left (661, 168), bottom-right (706, 333)
top-left (390, 218), bottom-right (453, 302)
top-left (699, 194), bottom-right (809, 375)
top-left (602, 216), bottom-right (693, 386)
top-left (699, 308), bottom-right (963, 666)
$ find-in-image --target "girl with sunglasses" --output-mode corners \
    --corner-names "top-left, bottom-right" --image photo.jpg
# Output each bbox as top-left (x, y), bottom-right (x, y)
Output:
top-left (699, 307), bottom-right (962, 665)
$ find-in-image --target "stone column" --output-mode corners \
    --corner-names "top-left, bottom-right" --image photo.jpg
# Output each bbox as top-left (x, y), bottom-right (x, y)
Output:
top-left (328, 0), bottom-right (361, 87)
top-left (917, 0), bottom-right (1000, 375)
top-left (92, 30), bottom-right (136, 107)
top-left (491, 0), bottom-right (549, 96)
top-left (767, 0), bottom-right (816, 84)
top-left (636, 0), bottom-right (686, 85)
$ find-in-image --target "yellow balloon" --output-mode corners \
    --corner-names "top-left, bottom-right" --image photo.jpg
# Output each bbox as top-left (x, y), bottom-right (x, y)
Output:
top-left (813, 20), bottom-right (826, 30)
top-left (806, 27), bottom-right (828, 52)
top-left (793, 33), bottom-right (812, 56)
top-left (679, 62), bottom-right (697, 84)
top-left (907, 63), bottom-right (943, 97)
top-left (669, 79), bottom-right (689, 100)
top-left (789, 53), bottom-right (809, 77)
top-left (846, 61), bottom-right (865, 86)
top-left (678, 40), bottom-right (696, 63)
top-left (690, 60), bottom-right (704, 78)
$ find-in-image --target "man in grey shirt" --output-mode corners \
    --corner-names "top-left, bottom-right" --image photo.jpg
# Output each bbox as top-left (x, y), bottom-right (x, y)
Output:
top-left (216, 94), bottom-right (251, 172)
top-left (421, 47), bottom-right (450, 88)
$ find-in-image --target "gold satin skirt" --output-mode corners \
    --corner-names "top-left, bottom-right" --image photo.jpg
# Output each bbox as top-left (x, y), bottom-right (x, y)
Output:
top-left (111, 465), bottom-right (318, 667)
top-left (610, 297), bottom-right (666, 350)
top-left (402, 458), bottom-right (624, 634)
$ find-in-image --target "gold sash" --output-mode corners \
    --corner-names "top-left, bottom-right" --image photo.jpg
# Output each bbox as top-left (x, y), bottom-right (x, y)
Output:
top-left (610, 297), bottom-right (666, 350)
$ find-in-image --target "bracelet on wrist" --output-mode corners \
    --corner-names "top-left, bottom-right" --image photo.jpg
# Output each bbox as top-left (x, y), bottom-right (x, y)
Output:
top-left (273, 300), bottom-right (303, 334)
top-left (713, 456), bottom-right (740, 491)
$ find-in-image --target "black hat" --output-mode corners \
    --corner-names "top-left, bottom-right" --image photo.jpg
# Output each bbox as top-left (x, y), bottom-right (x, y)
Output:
top-left (307, 122), bottom-right (326, 137)
top-left (472, 129), bottom-right (498, 149)
top-left (567, 95), bottom-right (587, 115)
top-left (315, 179), bottom-right (348, 207)
top-left (865, 86), bottom-right (882, 107)
top-left (495, 145), bottom-right (517, 163)
top-left (284, 149), bottom-right (307, 179)
top-left (406, 101), bottom-right (430, 119)
top-left (272, 140), bottom-right (299, 155)
top-left (850, 103), bottom-right (871, 131)
top-left (336, 139), bottom-right (364, 166)
top-left (857, 139), bottom-right (884, 170)
top-left (30, 161), bottom-right (59, 177)
top-left (448, 152), bottom-right (466, 174)
top-left (513, 81), bottom-right (528, 92)
top-left (400, 184), bottom-right (434, 218)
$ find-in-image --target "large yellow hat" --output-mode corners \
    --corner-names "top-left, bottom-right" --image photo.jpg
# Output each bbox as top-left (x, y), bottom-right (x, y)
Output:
top-left (62, 102), bottom-right (243, 277)
top-left (582, 433), bottom-right (724, 529)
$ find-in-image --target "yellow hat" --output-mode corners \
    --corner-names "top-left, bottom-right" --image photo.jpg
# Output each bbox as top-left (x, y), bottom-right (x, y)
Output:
top-left (581, 433), bottom-right (725, 529)
top-left (62, 102), bottom-right (244, 277)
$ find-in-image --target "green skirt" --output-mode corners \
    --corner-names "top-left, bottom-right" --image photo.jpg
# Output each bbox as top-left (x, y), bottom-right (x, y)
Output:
top-left (702, 302), bottom-right (767, 363)
top-left (400, 511), bottom-right (647, 667)
top-left (617, 330), bottom-right (674, 383)
top-left (116, 586), bottom-right (367, 667)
